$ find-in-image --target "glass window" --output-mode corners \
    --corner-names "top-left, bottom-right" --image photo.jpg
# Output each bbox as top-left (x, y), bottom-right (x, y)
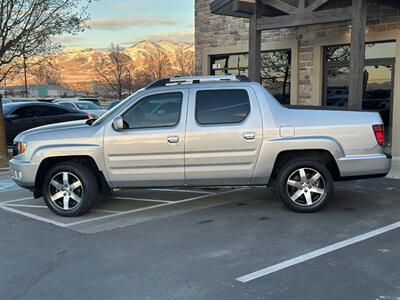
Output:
top-left (13, 106), bottom-right (39, 118)
top-left (123, 92), bottom-right (182, 129)
top-left (210, 50), bottom-right (291, 105)
top-left (195, 89), bottom-right (250, 125)
top-left (39, 105), bottom-right (69, 116)
top-left (59, 102), bottom-right (76, 110)
top-left (76, 102), bottom-right (100, 110)
top-left (324, 41), bottom-right (396, 108)
top-left (261, 50), bottom-right (291, 105)
top-left (366, 42), bottom-right (396, 59)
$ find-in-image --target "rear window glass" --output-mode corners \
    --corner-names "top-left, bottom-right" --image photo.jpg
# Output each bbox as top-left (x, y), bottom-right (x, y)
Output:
top-left (195, 89), bottom-right (250, 125)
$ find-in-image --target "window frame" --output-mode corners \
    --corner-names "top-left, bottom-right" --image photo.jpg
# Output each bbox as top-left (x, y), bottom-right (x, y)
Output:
top-left (209, 49), bottom-right (292, 105)
top-left (121, 91), bottom-right (184, 130)
top-left (194, 88), bottom-right (251, 126)
top-left (323, 41), bottom-right (396, 106)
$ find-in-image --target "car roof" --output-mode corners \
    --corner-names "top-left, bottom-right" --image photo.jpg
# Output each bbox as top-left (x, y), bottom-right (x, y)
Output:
top-left (58, 100), bottom-right (93, 104)
top-left (54, 98), bottom-right (98, 102)
top-left (2, 101), bottom-right (79, 114)
top-left (141, 81), bottom-right (259, 94)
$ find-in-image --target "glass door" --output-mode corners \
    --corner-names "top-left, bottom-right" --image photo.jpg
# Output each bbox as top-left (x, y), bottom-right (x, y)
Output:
top-left (363, 60), bottom-right (394, 154)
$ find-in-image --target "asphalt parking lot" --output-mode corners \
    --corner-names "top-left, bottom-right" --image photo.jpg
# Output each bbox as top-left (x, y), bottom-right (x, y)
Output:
top-left (1, 173), bottom-right (400, 300)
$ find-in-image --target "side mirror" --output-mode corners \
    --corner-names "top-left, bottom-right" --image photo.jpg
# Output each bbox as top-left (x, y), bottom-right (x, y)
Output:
top-left (112, 116), bottom-right (124, 131)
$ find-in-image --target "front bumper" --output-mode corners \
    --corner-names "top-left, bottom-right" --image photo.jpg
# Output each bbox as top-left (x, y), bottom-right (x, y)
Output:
top-left (9, 158), bottom-right (39, 189)
top-left (337, 153), bottom-right (392, 178)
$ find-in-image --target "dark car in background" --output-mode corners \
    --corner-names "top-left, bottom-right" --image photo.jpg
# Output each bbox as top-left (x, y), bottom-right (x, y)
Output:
top-left (3, 102), bottom-right (89, 145)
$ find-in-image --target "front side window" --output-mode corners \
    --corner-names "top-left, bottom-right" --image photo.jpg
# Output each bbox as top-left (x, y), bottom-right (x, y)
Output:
top-left (195, 89), bottom-right (250, 125)
top-left (123, 92), bottom-right (183, 129)
top-left (13, 106), bottom-right (39, 119)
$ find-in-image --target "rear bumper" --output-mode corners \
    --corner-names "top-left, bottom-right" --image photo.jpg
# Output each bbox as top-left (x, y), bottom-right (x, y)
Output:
top-left (9, 158), bottom-right (38, 189)
top-left (337, 153), bottom-right (392, 179)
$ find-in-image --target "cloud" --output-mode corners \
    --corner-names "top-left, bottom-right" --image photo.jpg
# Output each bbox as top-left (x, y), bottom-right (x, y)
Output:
top-left (88, 17), bottom-right (179, 30)
top-left (145, 30), bottom-right (194, 44)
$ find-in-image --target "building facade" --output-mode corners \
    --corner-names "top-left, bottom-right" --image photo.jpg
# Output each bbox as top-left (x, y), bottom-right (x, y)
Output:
top-left (195, 0), bottom-right (400, 177)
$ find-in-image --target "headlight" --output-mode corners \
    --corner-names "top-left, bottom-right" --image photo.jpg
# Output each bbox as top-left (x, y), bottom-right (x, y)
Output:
top-left (13, 142), bottom-right (27, 156)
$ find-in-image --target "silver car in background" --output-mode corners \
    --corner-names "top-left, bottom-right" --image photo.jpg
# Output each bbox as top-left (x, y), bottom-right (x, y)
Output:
top-left (55, 100), bottom-right (106, 118)
top-left (10, 75), bottom-right (391, 217)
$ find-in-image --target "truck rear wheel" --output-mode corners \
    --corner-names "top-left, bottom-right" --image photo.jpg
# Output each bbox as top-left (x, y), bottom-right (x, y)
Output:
top-left (275, 159), bottom-right (333, 213)
top-left (42, 162), bottom-right (98, 217)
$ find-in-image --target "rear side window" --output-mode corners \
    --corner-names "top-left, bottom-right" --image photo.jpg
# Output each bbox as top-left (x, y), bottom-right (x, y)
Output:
top-left (59, 102), bottom-right (76, 110)
top-left (195, 89), bottom-right (250, 125)
top-left (39, 105), bottom-right (69, 116)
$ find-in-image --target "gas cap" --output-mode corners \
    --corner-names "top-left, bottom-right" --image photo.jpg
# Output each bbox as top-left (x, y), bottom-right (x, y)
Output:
top-left (280, 125), bottom-right (295, 137)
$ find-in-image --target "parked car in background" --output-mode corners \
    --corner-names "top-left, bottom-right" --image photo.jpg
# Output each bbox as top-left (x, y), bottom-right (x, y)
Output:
top-left (107, 100), bottom-right (120, 110)
top-left (53, 97), bottom-right (102, 108)
top-left (9, 75), bottom-right (391, 217)
top-left (3, 102), bottom-right (89, 145)
top-left (2, 98), bottom-right (39, 104)
top-left (55, 100), bottom-right (106, 118)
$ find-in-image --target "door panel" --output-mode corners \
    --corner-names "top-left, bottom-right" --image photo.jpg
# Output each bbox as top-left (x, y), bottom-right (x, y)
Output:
top-left (103, 90), bottom-right (188, 187)
top-left (6, 105), bottom-right (40, 143)
top-left (185, 87), bottom-right (263, 185)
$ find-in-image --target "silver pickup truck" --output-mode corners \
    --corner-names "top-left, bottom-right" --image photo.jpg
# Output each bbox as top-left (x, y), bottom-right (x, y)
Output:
top-left (10, 75), bottom-right (391, 216)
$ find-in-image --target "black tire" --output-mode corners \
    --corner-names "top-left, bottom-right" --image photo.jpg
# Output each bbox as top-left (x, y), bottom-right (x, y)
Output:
top-left (275, 159), bottom-right (333, 213)
top-left (42, 162), bottom-right (98, 217)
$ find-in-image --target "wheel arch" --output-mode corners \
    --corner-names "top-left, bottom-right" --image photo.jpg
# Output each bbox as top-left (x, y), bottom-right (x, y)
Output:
top-left (34, 155), bottom-right (109, 199)
top-left (268, 149), bottom-right (341, 185)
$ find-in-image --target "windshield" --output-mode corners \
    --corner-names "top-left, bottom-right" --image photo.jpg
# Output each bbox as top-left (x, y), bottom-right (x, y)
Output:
top-left (76, 102), bottom-right (101, 110)
top-left (92, 91), bottom-right (141, 126)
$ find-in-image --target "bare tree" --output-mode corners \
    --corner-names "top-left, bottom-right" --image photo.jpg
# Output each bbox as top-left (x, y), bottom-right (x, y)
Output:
top-left (30, 57), bottom-right (62, 86)
top-left (95, 44), bottom-right (134, 100)
top-left (141, 47), bottom-right (172, 82)
top-left (174, 48), bottom-right (195, 76)
top-left (0, 0), bottom-right (93, 167)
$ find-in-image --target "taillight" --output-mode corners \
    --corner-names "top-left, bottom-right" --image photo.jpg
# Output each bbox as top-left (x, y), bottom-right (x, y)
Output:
top-left (85, 113), bottom-right (90, 119)
top-left (372, 124), bottom-right (385, 147)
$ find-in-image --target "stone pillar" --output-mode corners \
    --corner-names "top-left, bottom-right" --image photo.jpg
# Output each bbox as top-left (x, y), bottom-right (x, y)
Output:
top-left (348, 0), bottom-right (367, 110)
top-left (248, 0), bottom-right (262, 82)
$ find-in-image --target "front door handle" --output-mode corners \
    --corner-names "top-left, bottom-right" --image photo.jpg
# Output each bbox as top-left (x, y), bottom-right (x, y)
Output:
top-left (243, 132), bottom-right (255, 140)
top-left (167, 136), bottom-right (179, 144)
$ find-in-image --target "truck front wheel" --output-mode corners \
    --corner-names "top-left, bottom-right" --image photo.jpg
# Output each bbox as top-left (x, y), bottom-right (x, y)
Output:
top-left (42, 162), bottom-right (98, 217)
top-left (275, 159), bottom-right (333, 213)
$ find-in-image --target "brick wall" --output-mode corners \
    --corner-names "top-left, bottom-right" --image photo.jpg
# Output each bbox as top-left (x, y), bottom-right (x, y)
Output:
top-left (195, 0), bottom-right (400, 104)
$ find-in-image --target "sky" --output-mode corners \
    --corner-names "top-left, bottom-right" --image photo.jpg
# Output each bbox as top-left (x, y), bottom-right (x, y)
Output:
top-left (60, 0), bottom-right (195, 49)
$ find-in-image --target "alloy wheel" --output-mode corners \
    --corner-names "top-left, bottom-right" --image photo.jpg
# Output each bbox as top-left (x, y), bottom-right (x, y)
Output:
top-left (286, 168), bottom-right (326, 206)
top-left (48, 172), bottom-right (83, 211)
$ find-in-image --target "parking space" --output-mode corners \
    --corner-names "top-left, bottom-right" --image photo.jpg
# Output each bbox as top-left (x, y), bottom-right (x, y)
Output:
top-left (1, 175), bottom-right (400, 299)
top-left (0, 181), bottom-right (242, 232)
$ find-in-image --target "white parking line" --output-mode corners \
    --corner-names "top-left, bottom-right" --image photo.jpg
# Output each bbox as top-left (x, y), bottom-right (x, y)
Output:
top-left (111, 196), bottom-right (173, 203)
top-left (5, 204), bottom-right (47, 208)
top-left (0, 188), bottom-right (245, 229)
top-left (64, 188), bottom-right (245, 228)
top-left (92, 208), bottom-right (123, 214)
top-left (1, 197), bottom-right (34, 205)
top-left (149, 188), bottom-right (212, 194)
top-left (0, 205), bottom-right (68, 227)
top-left (236, 220), bottom-right (400, 283)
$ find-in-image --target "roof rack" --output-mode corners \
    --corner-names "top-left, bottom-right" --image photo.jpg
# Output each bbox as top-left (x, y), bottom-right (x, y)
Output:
top-left (145, 75), bottom-right (251, 89)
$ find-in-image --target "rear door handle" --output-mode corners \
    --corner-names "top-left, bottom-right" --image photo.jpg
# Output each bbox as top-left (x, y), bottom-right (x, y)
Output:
top-left (167, 136), bottom-right (179, 144)
top-left (243, 132), bottom-right (255, 140)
